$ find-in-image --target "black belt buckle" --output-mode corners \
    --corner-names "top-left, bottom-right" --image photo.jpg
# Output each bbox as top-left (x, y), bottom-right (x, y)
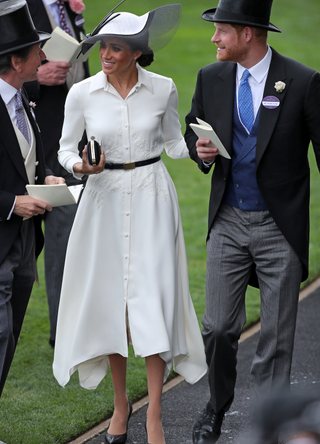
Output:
top-left (123, 162), bottom-right (135, 170)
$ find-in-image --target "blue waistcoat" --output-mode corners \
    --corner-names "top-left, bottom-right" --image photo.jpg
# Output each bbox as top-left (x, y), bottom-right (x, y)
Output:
top-left (222, 94), bottom-right (267, 211)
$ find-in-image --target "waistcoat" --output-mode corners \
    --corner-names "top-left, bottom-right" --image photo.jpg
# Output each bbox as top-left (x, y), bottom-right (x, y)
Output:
top-left (222, 94), bottom-right (267, 211)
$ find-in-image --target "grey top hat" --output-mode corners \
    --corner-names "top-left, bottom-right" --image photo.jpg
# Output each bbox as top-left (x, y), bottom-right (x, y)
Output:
top-left (202, 0), bottom-right (281, 33)
top-left (0, 0), bottom-right (51, 56)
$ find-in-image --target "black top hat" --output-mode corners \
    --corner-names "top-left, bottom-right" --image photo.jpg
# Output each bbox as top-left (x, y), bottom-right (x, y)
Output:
top-left (0, 0), bottom-right (51, 56)
top-left (202, 0), bottom-right (281, 33)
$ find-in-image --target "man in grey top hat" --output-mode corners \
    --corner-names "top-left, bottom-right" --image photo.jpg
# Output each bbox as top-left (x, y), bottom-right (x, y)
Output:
top-left (0, 0), bottom-right (64, 396)
top-left (185, 0), bottom-right (320, 442)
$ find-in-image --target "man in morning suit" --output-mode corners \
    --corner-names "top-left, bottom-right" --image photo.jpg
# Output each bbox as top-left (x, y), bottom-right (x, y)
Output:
top-left (24, 0), bottom-right (89, 348)
top-left (0, 0), bottom-right (64, 396)
top-left (184, 0), bottom-right (320, 442)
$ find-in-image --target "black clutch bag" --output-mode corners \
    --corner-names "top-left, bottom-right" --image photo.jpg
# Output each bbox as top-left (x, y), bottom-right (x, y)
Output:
top-left (87, 136), bottom-right (101, 166)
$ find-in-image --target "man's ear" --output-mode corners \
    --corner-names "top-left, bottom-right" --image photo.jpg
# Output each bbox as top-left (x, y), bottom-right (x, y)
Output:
top-left (11, 55), bottom-right (21, 73)
top-left (243, 26), bottom-right (254, 42)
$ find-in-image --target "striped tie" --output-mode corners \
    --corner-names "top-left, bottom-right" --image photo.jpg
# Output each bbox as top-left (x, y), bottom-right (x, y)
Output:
top-left (56, 0), bottom-right (73, 36)
top-left (15, 90), bottom-right (31, 145)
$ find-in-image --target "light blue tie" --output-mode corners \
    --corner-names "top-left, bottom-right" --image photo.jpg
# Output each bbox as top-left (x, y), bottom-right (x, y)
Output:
top-left (238, 69), bottom-right (254, 133)
top-left (15, 90), bottom-right (31, 145)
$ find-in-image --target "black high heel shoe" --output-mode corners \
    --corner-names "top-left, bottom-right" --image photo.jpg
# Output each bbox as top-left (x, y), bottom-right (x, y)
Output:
top-left (105, 401), bottom-right (132, 444)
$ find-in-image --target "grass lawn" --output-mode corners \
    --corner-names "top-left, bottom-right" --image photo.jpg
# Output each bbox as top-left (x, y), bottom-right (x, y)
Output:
top-left (1, 0), bottom-right (320, 443)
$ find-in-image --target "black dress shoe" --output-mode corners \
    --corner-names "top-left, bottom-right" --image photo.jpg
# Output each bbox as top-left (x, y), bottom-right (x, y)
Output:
top-left (192, 401), bottom-right (224, 444)
top-left (105, 401), bottom-right (132, 444)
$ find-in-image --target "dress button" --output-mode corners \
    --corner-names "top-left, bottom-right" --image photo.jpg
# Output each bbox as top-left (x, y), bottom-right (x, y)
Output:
top-left (126, 212), bottom-right (130, 216)
top-left (236, 183), bottom-right (240, 188)
top-left (35, 161), bottom-right (39, 166)
top-left (239, 199), bottom-right (243, 203)
top-left (234, 169), bottom-right (237, 173)
top-left (255, 201), bottom-right (259, 205)
top-left (127, 191), bottom-right (131, 194)
top-left (125, 234), bottom-right (128, 237)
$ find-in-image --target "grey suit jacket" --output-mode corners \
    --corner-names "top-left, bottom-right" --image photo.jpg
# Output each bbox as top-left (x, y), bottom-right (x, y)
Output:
top-left (0, 91), bottom-right (52, 265)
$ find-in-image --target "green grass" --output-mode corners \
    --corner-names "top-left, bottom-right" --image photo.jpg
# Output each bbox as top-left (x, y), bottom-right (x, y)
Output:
top-left (1, 0), bottom-right (320, 442)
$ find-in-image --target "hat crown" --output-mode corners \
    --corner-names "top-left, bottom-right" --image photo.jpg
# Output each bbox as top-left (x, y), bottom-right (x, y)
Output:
top-left (98, 11), bottom-right (149, 36)
top-left (201, 0), bottom-right (280, 33)
top-left (218, 0), bottom-right (273, 22)
top-left (0, 0), bottom-right (50, 55)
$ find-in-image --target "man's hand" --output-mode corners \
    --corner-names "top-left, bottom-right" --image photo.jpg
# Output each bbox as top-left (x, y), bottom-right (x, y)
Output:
top-left (73, 146), bottom-right (106, 176)
top-left (196, 137), bottom-right (219, 163)
top-left (37, 61), bottom-right (72, 86)
top-left (13, 196), bottom-right (52, 219)
top-left (45, 175), bottom-right (65, 185)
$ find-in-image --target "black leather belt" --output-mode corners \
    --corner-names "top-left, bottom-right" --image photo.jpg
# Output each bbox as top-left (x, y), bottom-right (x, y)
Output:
top-left (105, 156), bottom-right (161, 170)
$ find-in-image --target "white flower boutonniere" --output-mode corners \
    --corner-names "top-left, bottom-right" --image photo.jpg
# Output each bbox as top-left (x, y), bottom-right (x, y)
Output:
top-left (274, 81), bottom-right (286, 93)
top-left (29, 101), bottom-right (36, 120)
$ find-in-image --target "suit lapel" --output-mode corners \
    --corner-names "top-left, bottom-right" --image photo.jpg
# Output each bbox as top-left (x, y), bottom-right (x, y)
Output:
top-left (256, 48), bottom-right (290, 166)
top-left (0, 96), bottom-right (28, 182)
top-left (213, 62), bottom-right (236, 160)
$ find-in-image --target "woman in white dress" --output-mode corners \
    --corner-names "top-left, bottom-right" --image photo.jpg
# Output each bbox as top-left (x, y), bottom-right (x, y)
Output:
top-left (53, 3), bottom-right (207, 443)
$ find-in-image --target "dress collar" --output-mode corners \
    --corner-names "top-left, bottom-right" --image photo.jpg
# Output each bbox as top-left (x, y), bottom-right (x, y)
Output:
top-left (89, 64), bottom-right (154, 95)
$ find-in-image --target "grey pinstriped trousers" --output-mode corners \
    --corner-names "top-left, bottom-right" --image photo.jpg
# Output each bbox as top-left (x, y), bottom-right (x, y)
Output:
top-left (0, 219), bottom-right (36, 396)
top-left (203, 204), bottom-right (303, 414)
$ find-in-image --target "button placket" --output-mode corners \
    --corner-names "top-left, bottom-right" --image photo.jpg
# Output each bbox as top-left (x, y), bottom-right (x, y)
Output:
top-left (122, 98), bottom-right (131, 296)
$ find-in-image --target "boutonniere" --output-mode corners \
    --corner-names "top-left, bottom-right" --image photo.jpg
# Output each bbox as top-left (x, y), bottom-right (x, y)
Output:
top-left (63, 0), bottom-right (85, 14)
top-left (29, 101), bottom-right (36, 120)
top-left (274, 81), bottom-right (286, 93)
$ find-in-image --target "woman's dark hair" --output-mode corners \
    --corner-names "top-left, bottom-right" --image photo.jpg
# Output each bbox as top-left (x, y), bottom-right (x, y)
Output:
top-left (122, 36), bottom-right (155, 67)
top-left (0, 45), bottom-right (34, 74)
top-left (136, 52), bottom-right (154, 68)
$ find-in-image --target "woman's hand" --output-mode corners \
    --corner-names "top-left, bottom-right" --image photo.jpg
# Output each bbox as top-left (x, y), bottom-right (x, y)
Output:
top-left (73, 146), bottom-right (105, 176)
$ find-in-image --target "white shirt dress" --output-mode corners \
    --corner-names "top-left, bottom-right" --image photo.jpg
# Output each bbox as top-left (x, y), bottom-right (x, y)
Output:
top-left (53, 65), bottom-right (207, 389)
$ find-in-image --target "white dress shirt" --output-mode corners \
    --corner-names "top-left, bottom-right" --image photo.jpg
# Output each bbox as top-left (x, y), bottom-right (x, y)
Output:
top-left (236, 45), bottom-right (272, 124)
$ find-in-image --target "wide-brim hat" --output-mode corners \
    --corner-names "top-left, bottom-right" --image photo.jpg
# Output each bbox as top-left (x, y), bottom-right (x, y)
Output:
top-left (202, 0), bottom-right (281, 33)
top-left (81, 1), bottom-right (181, 56)
top-left (0, 0), bottom-right (51, 56)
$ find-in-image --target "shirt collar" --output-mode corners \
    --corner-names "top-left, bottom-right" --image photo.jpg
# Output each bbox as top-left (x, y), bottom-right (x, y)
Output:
top-left (0, 78), bottom-right (18, 106)
top-left (90, 64), bottom-right (154, 94)
top-left (237, 45), bottom-right (272, 84)
top-left (43, 0), bottom-right (58, 6)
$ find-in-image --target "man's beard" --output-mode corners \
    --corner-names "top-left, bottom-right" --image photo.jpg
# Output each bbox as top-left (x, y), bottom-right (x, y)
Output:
top-left (216, 41), bottom-right (249, 65)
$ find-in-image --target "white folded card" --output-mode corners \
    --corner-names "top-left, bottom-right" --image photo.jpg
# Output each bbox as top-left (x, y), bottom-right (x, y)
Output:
top-left (42, 27), bottom-right (97, 64)
top-left (26, 184), bottom-right (83, 207)
top-left (189, 118), bottom-right (231, 159)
